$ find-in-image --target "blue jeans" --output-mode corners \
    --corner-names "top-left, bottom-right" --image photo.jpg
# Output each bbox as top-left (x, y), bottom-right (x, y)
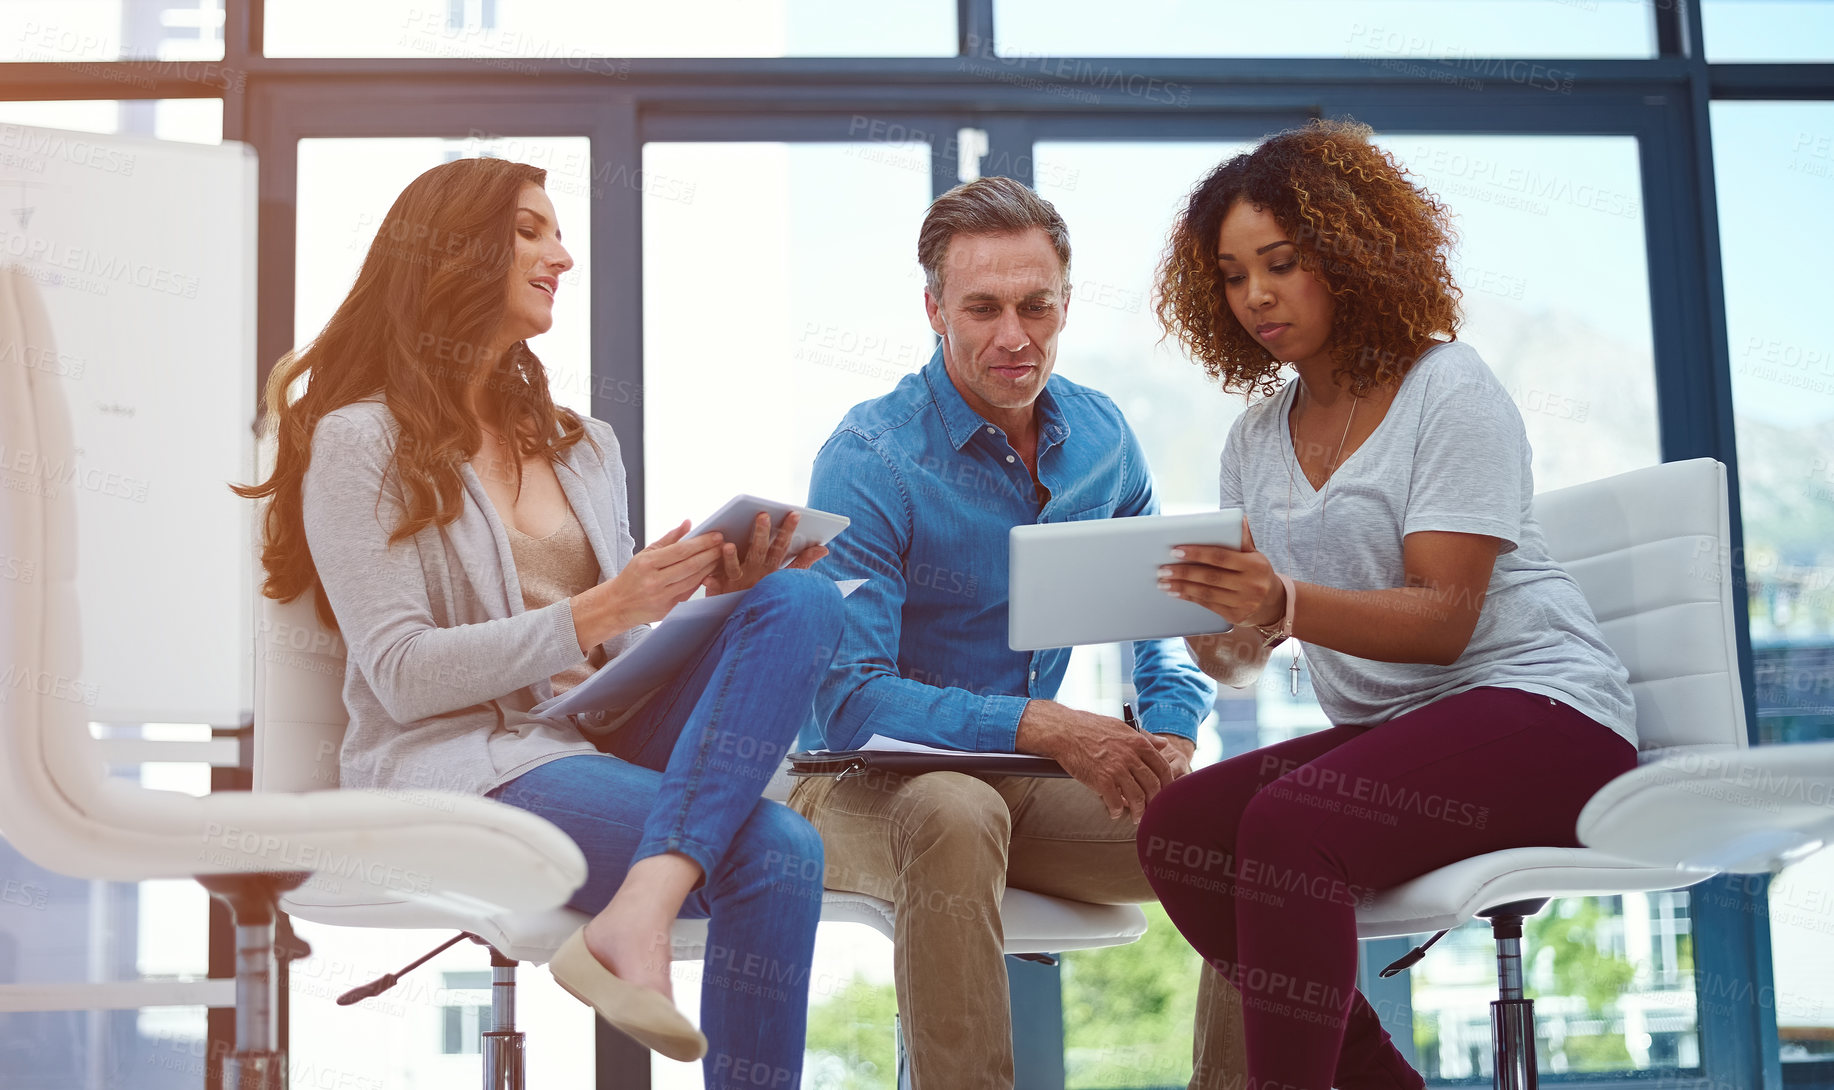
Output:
top-left (489, 568), bottom-right (842, 1089)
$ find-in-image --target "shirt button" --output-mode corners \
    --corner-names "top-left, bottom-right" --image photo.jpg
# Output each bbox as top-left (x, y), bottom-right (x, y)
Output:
top-left (986, 426), bottom-right (996, 434)
top-left (1029, 670), bottom-right (1037, 681)
top-left (1006, 455), bottom-right (1016, 463)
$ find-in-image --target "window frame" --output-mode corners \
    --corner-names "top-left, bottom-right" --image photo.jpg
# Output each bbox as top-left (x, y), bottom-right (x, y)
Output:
top-left (0, 0), bottom-right (1826, 1085)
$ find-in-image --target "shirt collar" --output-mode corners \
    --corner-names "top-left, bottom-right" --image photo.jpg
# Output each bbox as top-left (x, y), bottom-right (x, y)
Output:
top-left (920, 344), bottom-right (1070, 452)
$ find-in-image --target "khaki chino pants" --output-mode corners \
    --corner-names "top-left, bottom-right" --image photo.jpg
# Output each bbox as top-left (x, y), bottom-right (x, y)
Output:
top-left (788, 768), bottom-right (1246, 1090)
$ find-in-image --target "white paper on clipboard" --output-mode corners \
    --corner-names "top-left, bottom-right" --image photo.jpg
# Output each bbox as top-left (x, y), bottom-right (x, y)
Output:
top-left (531, 578), bottom-right (865, 720)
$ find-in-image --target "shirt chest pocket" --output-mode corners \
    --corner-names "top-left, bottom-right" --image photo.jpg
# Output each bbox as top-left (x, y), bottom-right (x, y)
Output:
top-left (1053, 499), bottom-right (1118, 523)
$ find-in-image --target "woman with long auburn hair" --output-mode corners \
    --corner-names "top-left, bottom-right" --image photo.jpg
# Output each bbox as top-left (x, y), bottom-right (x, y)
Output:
top-left (1135, 120), bottom-right (1638, 1087)
top-left (237, 156), bottom-right (841, 1074)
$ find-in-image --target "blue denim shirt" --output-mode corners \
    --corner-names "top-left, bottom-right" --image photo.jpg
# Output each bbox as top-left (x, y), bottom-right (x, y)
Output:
top-left (801, 347), bottom-right (1215, 753)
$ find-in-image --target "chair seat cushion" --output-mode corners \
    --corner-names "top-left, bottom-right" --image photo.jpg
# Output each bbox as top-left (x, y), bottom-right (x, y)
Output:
top-left (1356, 847), bottom-right (1709, 938)
top-left (285, 885), bottom-right (1148, 964)
top-left (1578, 742), bottom-right (1834, 873)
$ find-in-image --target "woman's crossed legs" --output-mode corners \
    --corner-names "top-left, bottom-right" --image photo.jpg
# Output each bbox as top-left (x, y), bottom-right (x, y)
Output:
top-left (493, 568), bottom-right (842, 1085)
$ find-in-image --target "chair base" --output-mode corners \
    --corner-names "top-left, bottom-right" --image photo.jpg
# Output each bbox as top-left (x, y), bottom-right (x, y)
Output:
top-left (483, 1029), bottom-right (526, 1090)
top-left (1491, 997), bottom-right (1537, 1090)
top-left (197, 872), bottom-right (308, 1090)
top-left (1477, 899), bottom-right (1548, 1090)
top-left (222, 1052), bottom-right (285, 1090)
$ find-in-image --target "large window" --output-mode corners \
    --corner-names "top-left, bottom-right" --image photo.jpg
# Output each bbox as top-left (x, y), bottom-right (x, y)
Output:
top-left (1712, 98), bottom-right (1834, 1064)
top-left (262, 0), bottom-right (956, 58)
top-left (1036, 129), bottom-right (1677, 1083)
top-left (995, 0), bottom-right (1660, 59)
top-left (640, 141), bottom-right (935, 537)
top-left (0, 0), bottom-right (225, 62)
top-left (285, 133), bottom-right (601, 1088)
top-left (5, 0), bottom-right (1833, 1087)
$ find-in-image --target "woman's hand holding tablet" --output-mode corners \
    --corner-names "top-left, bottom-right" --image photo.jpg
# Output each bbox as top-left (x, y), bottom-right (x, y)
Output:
top-left (1007, 508), bottom-right (1245, 650)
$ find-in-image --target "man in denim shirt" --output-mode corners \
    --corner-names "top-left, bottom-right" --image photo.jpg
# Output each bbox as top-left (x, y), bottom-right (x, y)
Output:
top-left (789, 178), bottom-right (1242, 1089)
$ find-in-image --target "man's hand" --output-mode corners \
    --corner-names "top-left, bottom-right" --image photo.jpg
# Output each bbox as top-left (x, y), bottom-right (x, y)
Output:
top-left (1152, 733), bottom-right (1195, 780)
top-left (1014, 700), bottom-right (1174, 824)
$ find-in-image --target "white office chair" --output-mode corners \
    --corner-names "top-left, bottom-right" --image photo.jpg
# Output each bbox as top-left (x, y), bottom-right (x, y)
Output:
top-left (0, 267), bottom-right (588, 1090)
top-left (1355, 458), bottom-right (1834, 1088)
top-left (256, 527), bottom-right (1147, 1089)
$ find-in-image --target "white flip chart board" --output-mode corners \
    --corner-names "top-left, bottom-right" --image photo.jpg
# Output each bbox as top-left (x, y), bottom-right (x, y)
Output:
top-left (0, 123), bottom-right (256, 725)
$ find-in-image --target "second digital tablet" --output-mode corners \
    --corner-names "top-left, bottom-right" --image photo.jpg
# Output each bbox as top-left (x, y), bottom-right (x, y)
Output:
top-left (1008, 508), bottom-right (1245, 650)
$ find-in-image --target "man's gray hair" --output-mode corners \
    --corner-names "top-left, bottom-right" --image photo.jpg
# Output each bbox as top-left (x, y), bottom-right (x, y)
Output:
top-left (917, 176), bottom-right (1072, 298)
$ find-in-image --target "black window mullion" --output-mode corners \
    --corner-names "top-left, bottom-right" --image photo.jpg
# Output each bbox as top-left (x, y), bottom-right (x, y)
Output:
top-left (958, 0), bottom-right (994, 60)
top-left (591, 94), bottom-right (645, 546)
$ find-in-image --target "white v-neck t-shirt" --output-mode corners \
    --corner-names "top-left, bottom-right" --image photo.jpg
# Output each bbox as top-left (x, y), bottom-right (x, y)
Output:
top-left (1219, 340), bottom-right (1637, 747)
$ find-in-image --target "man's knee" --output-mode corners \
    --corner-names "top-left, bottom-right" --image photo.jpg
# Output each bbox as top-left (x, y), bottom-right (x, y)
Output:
top-left (900, 772), bottom-right (1012, 853)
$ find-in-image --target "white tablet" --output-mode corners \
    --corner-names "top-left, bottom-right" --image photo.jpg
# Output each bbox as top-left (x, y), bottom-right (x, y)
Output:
top-left (688, 494), bottom-right (850, 567)
top-left (1008, 509), bottom-right (1244, 650)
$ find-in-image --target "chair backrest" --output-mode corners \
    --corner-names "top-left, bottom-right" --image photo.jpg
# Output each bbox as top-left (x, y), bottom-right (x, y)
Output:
top-left (0, 267), bottom-right (114, 863)
top-left (253, 586), bottom-right (350, 793)
top-left (1534, 458), bottom-right (1748, 754)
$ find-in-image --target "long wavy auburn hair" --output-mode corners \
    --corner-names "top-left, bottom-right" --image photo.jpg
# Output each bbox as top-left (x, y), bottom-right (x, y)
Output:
top-left (233, 157), bottom-right (589, 628)
top-left (1155, 119), bottom-right (1462, 400)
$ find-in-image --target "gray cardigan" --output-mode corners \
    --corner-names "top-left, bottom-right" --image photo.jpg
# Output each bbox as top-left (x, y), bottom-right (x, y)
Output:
top-left (301, 400), bottom-right (643, 796)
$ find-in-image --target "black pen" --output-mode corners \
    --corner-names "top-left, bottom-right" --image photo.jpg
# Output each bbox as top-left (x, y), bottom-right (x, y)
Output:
top-left (1122, 701), bottom-right (1142, 732)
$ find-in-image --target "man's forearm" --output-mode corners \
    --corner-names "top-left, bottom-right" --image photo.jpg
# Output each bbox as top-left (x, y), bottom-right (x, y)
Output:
top-left (1013, 698), bottom-right (1073, 758)
top-left (824, 669), bottom-right (1031, 753)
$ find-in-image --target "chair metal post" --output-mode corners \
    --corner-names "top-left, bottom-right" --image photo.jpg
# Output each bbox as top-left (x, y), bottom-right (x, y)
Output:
top-left (1480, 899), bottom-right (1547, 1090)
top-left (481, 947), bottom-right (526, 1090)
top-left (894, 1012), bottom-right (912, 1090)
top-left (197, 873), bottom-right (306, 1090)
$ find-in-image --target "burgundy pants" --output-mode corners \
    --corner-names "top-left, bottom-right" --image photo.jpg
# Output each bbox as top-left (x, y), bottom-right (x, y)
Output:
top-left (1138, 686), bottom-right (1637, 1090)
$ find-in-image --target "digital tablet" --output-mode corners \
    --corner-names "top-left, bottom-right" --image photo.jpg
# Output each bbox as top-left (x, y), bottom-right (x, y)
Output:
top-left (1008, 508), bottom-right (1244, 650)
top-left (688, 494), bottom-right (850, 567)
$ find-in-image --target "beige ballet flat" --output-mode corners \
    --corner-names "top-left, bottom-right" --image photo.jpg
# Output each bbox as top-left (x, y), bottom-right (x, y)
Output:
top-left (549, 927), bottom-right (708, 1062)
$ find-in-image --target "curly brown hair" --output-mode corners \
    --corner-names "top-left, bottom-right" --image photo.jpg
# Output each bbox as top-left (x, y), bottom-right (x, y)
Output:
top-left (1154, 119), bottom-right (1461, 399)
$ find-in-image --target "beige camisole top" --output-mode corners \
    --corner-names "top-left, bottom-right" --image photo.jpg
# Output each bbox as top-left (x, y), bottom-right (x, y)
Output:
top-left (507, 510), bottom-right (604, 694)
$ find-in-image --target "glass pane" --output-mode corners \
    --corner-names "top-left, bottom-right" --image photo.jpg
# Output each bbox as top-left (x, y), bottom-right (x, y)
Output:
top-left (1411, 893), bottom-right (1698, 1077)
top-left (292, 139), bottom-right (597, 1082)
top-left (642, 141), bottom-right (928, 1084)
top-left (265, 0), bottom-right (953, 58)
top-left (1375, 134), bottom-right (1659, 492)
top-left (642, 141), bottom-right (934, 537)
top-left (0, 98), bottom-right (222, 144)
top-left (287, 920), bottom-right (595, 1085)
top-left (996, 0), bottom-right (1655, 59)
top-left (1386, 133), bottom-right (1677, 1076)
top-left (0, 1004), bottom-right (209, 1088)
top-left (0, 827), bottom-right (212, 1087)
top-left (0, 0), bottom-right (223, 62)
top-left (1768, 853), bottom-right (1834, 1061)
top-left (295, 135), bottom-right (592, 417)
top-left (1710, 100), bottom-right (1834, 1062)
top-left (1703, 0), bottom-right (1834, 62)
top-left (1033, 141), bottom-right (1252, 519)
top-left (747, 922), bottom-right (896, 1088)
top-left (1040, 131), bottom-right (1673, 1079)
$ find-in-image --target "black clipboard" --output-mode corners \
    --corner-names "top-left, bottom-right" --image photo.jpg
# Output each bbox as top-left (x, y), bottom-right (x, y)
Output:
top-left (788, 749), bottom-right (1070, 780)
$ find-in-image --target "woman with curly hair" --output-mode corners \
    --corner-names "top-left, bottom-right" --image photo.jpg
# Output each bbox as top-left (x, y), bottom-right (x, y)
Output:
top-left (236, 157), bottom-right (841, 1077)
top-left (1136, 120), bottom-right (1637, 1087)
